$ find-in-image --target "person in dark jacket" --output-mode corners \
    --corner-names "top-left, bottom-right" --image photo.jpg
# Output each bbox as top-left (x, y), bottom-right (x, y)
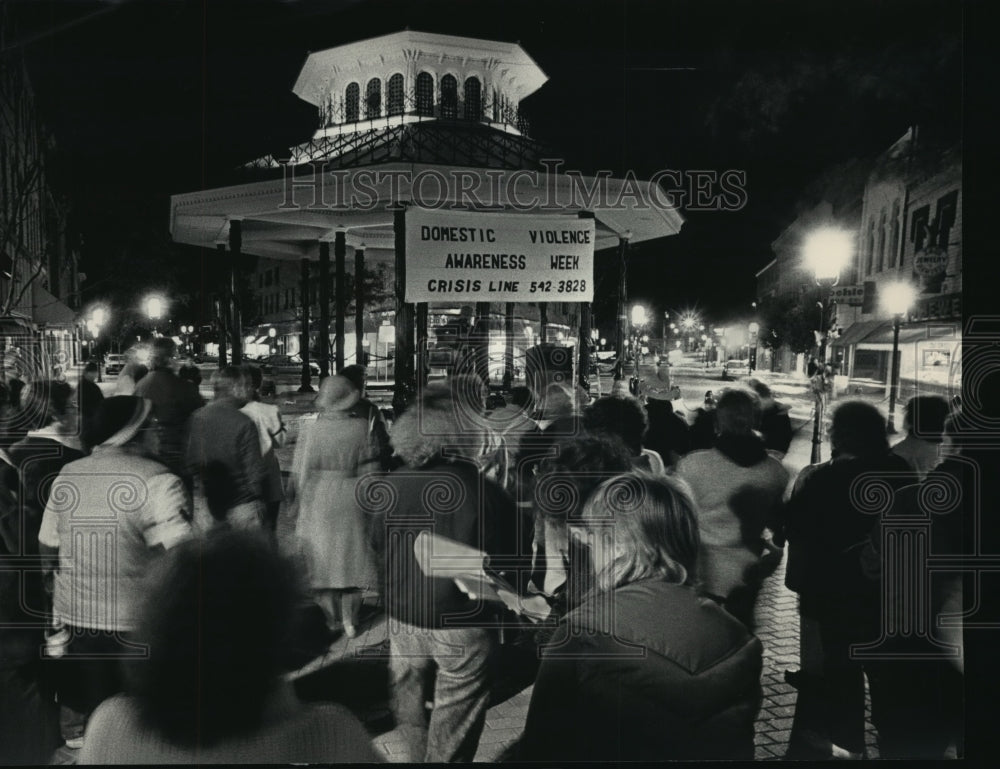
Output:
top-left (688, 390), bottom-right (717, 451)
top-left (520, 473), bottom-right (763, 761)
top-left (583, 394), bottom-right (667, 473)
top-left (339, 364), bottom-right (394, 471)
top-left (185, 367), bottom-right (266, 529)
top-left (644, 391), bottom-right (690, 467)
top-left (78, 362), bottom-right (104, 449)
top-left (370, 383), bottom-right (518, 763)
top-left (746, 378), bottom-right (793, 457)
top-left (782, 400), bottom-right (913, 759)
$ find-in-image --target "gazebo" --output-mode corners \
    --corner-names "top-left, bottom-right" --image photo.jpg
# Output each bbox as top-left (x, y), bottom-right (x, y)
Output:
top-left (169, 31), bottom-right (682, 411)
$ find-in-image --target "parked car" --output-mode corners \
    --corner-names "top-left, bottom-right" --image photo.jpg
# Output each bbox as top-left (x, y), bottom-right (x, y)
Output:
top-left (104, 353), bottom-right (126, 376)
top-left (256, 354), bottom-right (320, 376)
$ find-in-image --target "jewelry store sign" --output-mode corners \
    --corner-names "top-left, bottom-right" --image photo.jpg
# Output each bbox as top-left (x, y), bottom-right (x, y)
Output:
top-left (405, 209), bottom-right (595, 303)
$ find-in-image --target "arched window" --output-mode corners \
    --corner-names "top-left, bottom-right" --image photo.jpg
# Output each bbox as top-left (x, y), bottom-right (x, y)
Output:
top-left (345, 83), bottom-right (360, 123)
top-left (876, 209), bottom-right (888, 273)
top-left (416, 72), bottom-right (434, 116)
top-left (463, 76), bottom-right (482, 120)
top-left (492, 89), bottom-right (499, 122)
top-left (441, 74), bottom-right (458, 119)
top-left (866, 219), bottom-right (876, 276)
top-left (387, 74), bottom-right (404, 116)
top-left (365, 78), bottom-right (381, 119)
top-left (890, 199), bottom-right (901, 268)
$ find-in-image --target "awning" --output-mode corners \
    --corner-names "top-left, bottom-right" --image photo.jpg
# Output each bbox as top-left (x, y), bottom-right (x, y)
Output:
top-left (833, 318), bottom-right (962, 347)
top-left (831, 320), bottom-right (889, 347)
top-left (31, 283), bottom-right (76, 326)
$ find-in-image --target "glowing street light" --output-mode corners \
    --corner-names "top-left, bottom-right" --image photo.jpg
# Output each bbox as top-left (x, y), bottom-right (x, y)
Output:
top-left (882, 280), bottom-right (919, 433)
top-left (630, 304), bottom-right (648, 326)
top-left (803, 226), bottom-right (854, 463)
top-left (748, 321), bottom-right (760, 373)
top-left (144, 294), bottom-right (167, 337)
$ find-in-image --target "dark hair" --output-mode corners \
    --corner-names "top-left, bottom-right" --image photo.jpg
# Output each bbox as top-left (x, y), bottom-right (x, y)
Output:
top-left (509, 386), bottom-right (532, 409)
top-left (128, 531), bottom-right (301, 747)
top-left (583, 395), bottom-right (648, 456)
top-left (150, 338), bottom-right (177, 368)
top-left (535, 435), bottom-right (634, 522)
top-left (84, 361), bottom-right (99, 374)
top-left (21, 380), bottom-right (74, 430)
top-left (339, 364), bottom-right (365, 394)
top-left (241, 364), bottom-right (263, 392)
top-left (130, 363), bottom-right (149, 384)
top-left (829, 400), bottom-right (888, 458)
top-left (212, 365), bottom-right (245, 396)
top-left (715, 387), bottom-right (761, 436)
top-left (904, 395), bottom-right (949, 441)
top-left (745, 378), bottom-right (771, 400)
top-left (177, 364), bottom-right (201, 386)
top-left (8, 378), bottom-right (25, 408)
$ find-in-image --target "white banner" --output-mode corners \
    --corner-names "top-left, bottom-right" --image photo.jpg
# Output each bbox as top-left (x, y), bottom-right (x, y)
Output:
top-left (404, 208), bottom-right (595, 303)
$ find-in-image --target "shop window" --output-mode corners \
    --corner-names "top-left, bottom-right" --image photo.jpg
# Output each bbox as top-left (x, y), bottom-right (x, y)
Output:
top-left (365, 78), bottom-right (382, 119)
top-left (441, 74), bottom-right (458, 119)
top-left (416, 72), bottom-right (434, 116)
top-left (933, 190), bottom-right (958, 249)
top-left (387, 74), bottom-right (404, 116)
top-left (345, 83), bottom-right (360, 122)
top-left (463, 77), bottom-right (482, 120)
top-left (911, 204), bottom-right (930, 252)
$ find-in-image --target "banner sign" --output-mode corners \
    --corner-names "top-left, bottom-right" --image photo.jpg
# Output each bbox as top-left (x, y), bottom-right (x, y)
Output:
top-left (829, 284), bottom-right (866, 306)
top-left (909, 292), bottom-right (961, 322)
top-left (405, 208), bottom-right (595, 303)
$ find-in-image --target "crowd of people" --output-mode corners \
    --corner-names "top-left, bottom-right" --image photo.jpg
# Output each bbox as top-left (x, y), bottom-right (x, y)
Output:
top-left (0, 346), bottom-right (965, 763)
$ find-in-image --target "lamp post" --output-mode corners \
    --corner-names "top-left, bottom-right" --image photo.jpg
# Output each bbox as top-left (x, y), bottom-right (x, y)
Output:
top-left (144, 294), bottom-right (166, 338)
top-left (630, 304), bottom-right (647, 395)
top-left (748, 321), bottom-right (760, 373)
top-left (268, 326), bottom-right (277, 355)
top-left (882, 280), bottom-right (918, 434)
top-left (87, 305), bottom-right (109, 381)
top-left (802, 226), bottom-right (853, 463)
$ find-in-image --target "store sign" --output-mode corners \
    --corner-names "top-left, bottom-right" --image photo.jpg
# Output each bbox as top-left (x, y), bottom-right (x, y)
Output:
top-left (909, 292), bottom-right (961, 322)
top-left (829, 284), bottom-right (866, 306)
top-left (405, 208), bottom-right (595, 303)
top-left (913, 247), bottom-right (949, 277)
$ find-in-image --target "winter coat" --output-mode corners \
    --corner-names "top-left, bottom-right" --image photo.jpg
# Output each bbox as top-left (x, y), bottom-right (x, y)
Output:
top-left (520, 578), bottom-right (763, 761)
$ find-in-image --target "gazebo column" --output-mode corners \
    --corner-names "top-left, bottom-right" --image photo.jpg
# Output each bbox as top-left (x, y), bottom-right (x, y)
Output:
top-left (355, 247), bottom-right (365, 366)
top-left (215, 243), bottom-right (228, 368)
top-left (503, 302), bottom-right (515, 390)
top-left (416, 303), bottom-right (428, 389)
top-left (229, 220), bottom-right (243, 365)
top-left (334, 228), bottom-right (346, 374)
top-left (317, 240), bottom-right (331, 378)
top-left (298, 258), bottom-right (314, 393)
top-left (475, 301), bottom-right (490, 385)
top-left (392, 205), bottom-right (415, 416)
top-left (578, 211), bottom-right (595, 393)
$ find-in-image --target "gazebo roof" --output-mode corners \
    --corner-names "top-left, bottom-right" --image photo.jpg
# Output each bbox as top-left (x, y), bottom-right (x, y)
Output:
top-left (170, 161), bottom-right (683, 260)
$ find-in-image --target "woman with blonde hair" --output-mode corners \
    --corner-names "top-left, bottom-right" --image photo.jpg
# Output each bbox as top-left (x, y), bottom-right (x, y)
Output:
top-left (520, 472), bottom-right (763, 761)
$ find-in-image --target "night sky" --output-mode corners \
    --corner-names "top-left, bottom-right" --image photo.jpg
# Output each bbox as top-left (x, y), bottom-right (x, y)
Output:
top-left (9, 0), bottom-right (969, 329)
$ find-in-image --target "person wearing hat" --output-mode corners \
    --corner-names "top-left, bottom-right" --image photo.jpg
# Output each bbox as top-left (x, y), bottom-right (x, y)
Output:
top-left (279, 374), bottom-right (379, 638)
top-left (36, 395), bottom-right (193, 743)
top-left (185, 366), bottom-right (266, 531)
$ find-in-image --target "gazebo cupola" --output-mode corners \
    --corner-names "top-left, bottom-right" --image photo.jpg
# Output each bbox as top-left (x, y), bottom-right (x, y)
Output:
top-left (298, 30), bottom-right (546, 137)
top-left (247, 30), bottom-right (549, 169)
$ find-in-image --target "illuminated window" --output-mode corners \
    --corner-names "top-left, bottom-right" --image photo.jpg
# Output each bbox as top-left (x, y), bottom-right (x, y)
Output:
top-left (463, 77), bottom-right (482, 120)
top-left (345, 83), bottom-right (360, 122)
top-left (387, 74), bottom-right (404, 116)
top-left (416, 72), bottom-right (434, 116)
top-left (365, 78), bottom-right (382, 119)
top-left (441, 74), bottom-right (458, 119)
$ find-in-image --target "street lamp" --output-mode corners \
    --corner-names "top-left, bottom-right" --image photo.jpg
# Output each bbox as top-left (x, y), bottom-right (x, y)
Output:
top-left (144, 294), bottom-right (167, 337)
top-left (882, 280), bottom-right (918, 434)
top-left (748, 321), bottom-right (760, 373)
top-left (86, 305), bottom-right (109, 381)
top-left (803, 226), bottom-right (853, 463)
top-left (268, 326), bottom-right (278, 355)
